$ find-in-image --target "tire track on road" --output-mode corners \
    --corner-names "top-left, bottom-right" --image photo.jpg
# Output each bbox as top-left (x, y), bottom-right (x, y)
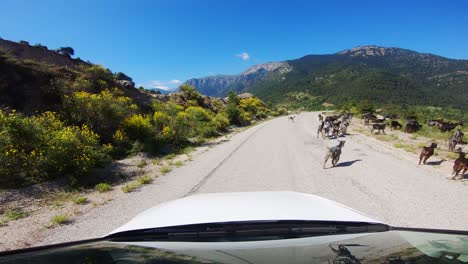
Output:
top-left (184, 122), bottom-right (269, 196)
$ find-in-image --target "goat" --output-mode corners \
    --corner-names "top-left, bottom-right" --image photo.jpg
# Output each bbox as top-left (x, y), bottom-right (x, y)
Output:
top-left (374, 118), bottom-right (386, 124)
top-left (318, 113), bottom-right (323, 122)
top-left (448, 136), bottom-right (458, 152)
top-left (323, 141), bottom-right (345, 168)
top-left (319, 121), bottom-right (332, 139)
top-left (428, 120), bottom-right (438, 126)
top-left (454, 129), bottom-right (464, 143)
top-left (371, 124), bottom-right (386, 134)
top-left (317, 121), bottom-right (324, 138)
top-left (288, 116), bottom-right (296, 122)
top-left (419, 143), bottom-right (437, 165)
top-left (405, 121), bottom-right (421, 133)
top-left (451, 149), bottom-right (467, 180)
top-left (390, 120), bottom-right (402, 130)
top-left (448, 130), bottom-right (465, 152)
top-left (362, 113), bottom-right (377, 126)
top-left (325, 115), bottom-right (339, 122)
top-left (331, 121), bottom-right (341, 139)
top-left (439, 121), bottom-right (462, 133)
top-left (340, 121), bottom-right (349, 136)
top-left (384, 114), bottom-right (398, 119)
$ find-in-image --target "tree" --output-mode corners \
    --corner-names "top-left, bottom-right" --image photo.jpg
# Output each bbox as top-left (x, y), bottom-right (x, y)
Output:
top-left (179, 84), bottom-right (201, 100)
top-left (56, 47), bottom-right (75, 57)
top-left (227, 90), bottom-right (240, 105)
top-left (224, 91), bottom-right (241, 124)
top-left (114, 72), bottom-right (133, 82)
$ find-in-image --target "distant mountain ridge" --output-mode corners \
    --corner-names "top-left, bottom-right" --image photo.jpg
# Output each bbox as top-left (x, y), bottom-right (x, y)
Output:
top-left (186, 45), bottom-right (468, 110)
top-left (186, 62), bottom-right (291, 96)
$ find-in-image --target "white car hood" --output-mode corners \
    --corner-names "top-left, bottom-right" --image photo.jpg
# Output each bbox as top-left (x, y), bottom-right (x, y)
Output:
top-left (109, 191), bottom-right (381, 235)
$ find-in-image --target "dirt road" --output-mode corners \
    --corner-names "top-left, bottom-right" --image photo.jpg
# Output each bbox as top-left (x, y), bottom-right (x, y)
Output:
top-left (29, 112), bottom-right (468, 246)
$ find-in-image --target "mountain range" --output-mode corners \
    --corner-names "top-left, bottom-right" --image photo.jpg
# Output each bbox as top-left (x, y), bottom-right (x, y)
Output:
top-left (186, 45), bottom-right (468, 110)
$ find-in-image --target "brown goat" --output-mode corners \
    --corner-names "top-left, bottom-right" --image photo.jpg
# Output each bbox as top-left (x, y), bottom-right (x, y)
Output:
top-left (451, 149), bottom-right (467, 180)
top-left (419, 143), bottom-right (437, 165)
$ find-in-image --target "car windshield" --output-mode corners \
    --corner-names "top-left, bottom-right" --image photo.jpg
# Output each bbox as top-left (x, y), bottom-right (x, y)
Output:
top-left (1, 229), bottom-right (468, 264)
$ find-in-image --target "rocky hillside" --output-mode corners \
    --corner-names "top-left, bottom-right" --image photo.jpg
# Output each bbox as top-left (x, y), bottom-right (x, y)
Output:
top-left (187, 45), bottom-right (468, 110)
top-left (0, 39), bottom-right (87, 68)
top-left (186, 62), bottom-right (291, 96)
top-left (0, 39), bottom-right (156, 115)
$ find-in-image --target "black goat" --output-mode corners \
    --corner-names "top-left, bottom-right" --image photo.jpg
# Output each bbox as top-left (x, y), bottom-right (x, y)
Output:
top-left (371, 124), bottom-right (386, 134)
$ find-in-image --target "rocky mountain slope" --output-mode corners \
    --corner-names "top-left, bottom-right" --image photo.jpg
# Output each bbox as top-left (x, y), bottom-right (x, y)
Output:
top-left (187, 45), bottom-right (468, 110)
top-left (186, 62), bottom-right (291, 96)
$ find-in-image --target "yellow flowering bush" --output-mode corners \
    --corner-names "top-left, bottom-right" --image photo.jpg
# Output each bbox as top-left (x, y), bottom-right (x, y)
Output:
top-left (63, 88), bottom-right (137, 142)
top-left (120, 114), bottom-right (153, 141)
top-left (0, 110), bottom-right (109, 188)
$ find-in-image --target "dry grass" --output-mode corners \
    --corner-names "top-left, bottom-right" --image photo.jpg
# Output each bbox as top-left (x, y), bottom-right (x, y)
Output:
top-left (137, 175), bottom-right (153, 185)
top-left (136, 159), bottom-right (148, 168)
top-left (375, 134), bottom-right (399, 142)
top-left (393, 143), bottom-right (418, 153)
top-left (121, 182), bottom-right (142, 193)
top-left (46, 214), bottom-right (69, 227)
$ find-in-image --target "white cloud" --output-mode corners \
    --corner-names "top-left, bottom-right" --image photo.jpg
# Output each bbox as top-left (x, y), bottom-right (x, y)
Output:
top-left (153, 85), bottom-right (171, 91)
top-left (168, 79), bottom-right (182, 84)
top-left (236, 52), bottom-right (250, 61)
top-left (148, 80), bottom-right (170, 90)
top-left (145, 79), bottom-right (182, 91)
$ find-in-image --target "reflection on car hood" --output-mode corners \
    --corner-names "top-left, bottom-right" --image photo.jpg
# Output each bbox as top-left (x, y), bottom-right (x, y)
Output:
top-left (110, 191), bottom-right (381, 235)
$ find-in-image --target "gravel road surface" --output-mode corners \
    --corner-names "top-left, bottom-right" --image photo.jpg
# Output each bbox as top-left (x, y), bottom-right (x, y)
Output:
top-left (36, 112), bottom-right (468, 246)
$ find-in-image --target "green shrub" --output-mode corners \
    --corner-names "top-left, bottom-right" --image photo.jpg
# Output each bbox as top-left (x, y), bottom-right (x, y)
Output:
top-left (185, 106), bottom-right (213, 122)
top-left (153, 111), bottom-right (170, 131)
top-left (95, 183), bottom-right (111, 192)
top-left (160, 166), bottom-right (172, 174)
top-left (51, 214), bottom-right (69, 225)
top-left (238, 111), bottom-right (253, 126)
top-left (0, 111), bottom-right (110, 188)
top-left (165, 153), bottom-right (176, 160)
top-left (170, 112), bottom-right (192, 143)
top-left (4, 209), bottom-right (29, 221)
top-left (174, 160), bottom-right (184, 167)
top-left (277, 107), bottom-right (288, 115)
top-left (211, 113), bottom-right (230, 131)
top-left (73, 196), bottom-right (88, 205)
top-left (239, 97), bottom-right (266, 118)
top-left (120, 114), bottom-right (153, 141)
top-left (63, 89), bottom-right (137, 142)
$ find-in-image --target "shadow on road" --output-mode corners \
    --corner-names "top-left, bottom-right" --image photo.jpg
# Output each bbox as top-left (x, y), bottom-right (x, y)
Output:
top-left (425, 159), bottom-right (446, 166)
top-left (335, 159), bottom-right (362, 167)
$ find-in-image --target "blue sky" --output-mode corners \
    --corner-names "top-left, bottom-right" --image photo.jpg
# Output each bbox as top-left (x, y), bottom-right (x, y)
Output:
top-left (1, 0), bottom-right (467, 90)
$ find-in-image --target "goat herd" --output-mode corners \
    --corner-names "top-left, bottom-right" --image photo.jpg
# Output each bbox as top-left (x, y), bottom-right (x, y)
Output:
top-left (316, 113), bottom-right (353, 169)
top-left (288, 112), bottom-right (467, 179)
top-left (360, 112), bottom-right (466, 179)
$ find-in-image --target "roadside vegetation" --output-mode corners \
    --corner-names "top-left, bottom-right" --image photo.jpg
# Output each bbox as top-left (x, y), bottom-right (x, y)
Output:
top-left (0, 209), bottom-right (30, 226)
top-left (0, 47), bottom-right (278, 189)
